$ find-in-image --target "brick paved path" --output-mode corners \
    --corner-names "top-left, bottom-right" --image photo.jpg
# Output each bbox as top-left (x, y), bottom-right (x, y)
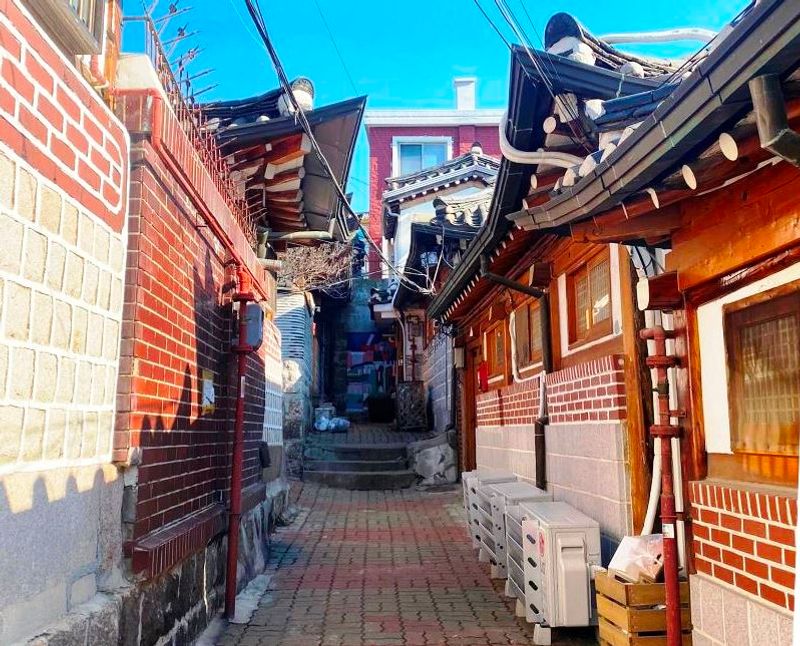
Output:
top-left (219, 482), bottom-right (596, 646)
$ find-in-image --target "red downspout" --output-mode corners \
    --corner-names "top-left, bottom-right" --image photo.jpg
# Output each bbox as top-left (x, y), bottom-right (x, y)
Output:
top-left (640, 326), bottom-right (682, 646)
top-left (225, 266), bottom-right (255, 619)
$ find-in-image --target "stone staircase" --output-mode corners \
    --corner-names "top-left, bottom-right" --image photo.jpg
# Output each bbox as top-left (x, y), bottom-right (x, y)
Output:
top-left (302, 423), bottom-right (428, 490)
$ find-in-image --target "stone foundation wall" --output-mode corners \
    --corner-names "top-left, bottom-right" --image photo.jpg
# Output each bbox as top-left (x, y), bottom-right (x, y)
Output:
top-left (25, 484), bottom-right (289, 646)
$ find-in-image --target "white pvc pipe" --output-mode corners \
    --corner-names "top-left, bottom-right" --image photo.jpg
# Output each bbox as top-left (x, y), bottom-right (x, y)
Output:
top-left (499, 111), bottom-right (584, 169)
top-left (641, 307), bottom-right (661, 536)
top-left (599, 28), bottom-right (716, 45)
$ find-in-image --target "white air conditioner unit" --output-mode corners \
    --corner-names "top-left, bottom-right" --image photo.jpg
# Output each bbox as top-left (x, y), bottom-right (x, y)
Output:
top-left (474, 481), bottom-right (550, 579)
top-left (461, 470), bottom-right (517, 549)
top-left (521, 502), bottom-right (601, 645)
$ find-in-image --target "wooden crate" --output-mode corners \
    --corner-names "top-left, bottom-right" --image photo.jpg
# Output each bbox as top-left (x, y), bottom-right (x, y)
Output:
top-left (596, 572), bottom-right (692, 646)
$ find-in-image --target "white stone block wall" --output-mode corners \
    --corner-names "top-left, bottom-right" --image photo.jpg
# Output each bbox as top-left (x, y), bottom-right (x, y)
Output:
top-left (0, 148), bottom-right (128, 643)
top-left (0, 149), bottom-right (126, 470)
top-left (545, 422), bottom-right (632, 543)
top-left (690, 573), bottom-right (793, 646)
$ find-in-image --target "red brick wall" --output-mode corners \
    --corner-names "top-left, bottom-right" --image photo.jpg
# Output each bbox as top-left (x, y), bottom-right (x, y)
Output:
top-left (114, 93), bottom-right (278, 578)
top-left (366, 123), bottom-right (501, 272)
top-left (476, 377), bottom-right (541, 427)
top-left (545, 355), bottom-right (627, 424)
top-left (0, 0), bottom-right (128, 233)
top-left (690, 481), bottom-right (797, 612)
top-left (474, 355), bottom-right (627, 427)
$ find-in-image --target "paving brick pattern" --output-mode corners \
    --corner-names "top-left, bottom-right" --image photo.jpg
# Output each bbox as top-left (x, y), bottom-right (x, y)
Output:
top-left (220, 482), bottom-right (596, 646)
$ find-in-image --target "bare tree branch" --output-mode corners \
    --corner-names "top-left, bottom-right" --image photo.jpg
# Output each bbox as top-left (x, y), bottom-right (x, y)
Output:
top-left (278, 242), bottom-right (352, 296)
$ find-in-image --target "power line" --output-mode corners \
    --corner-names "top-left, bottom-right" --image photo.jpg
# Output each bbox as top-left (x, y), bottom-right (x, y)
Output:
top-left (242, 0), bottom-right (431, 295)
top-left (311, 0), bottom-right (358, 95)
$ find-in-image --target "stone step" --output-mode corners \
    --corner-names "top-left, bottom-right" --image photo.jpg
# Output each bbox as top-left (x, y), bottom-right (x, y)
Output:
top-left (304, 442), bottom-right (408, 462)
top-left (303, 469), bottom-right (417, 491)
top-left (304, 458), bottom-right (407, 473)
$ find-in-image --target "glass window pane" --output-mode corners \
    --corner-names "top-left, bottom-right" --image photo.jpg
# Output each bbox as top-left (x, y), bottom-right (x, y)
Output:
top-left (515, 306), bottom-right (530, 367)
top-left (589, 258), bottom-right (611, 324)
top-left (399, 144), bottom-right (422, 175)
top-left (530, 304), bottom-right (542, 355)
top-left (422, 143), bottom-right (446, 169)
top-left (575, 274), bottom-right (589, 338)
top-left (495, 327), bottom-right (505, 371)
top-left (729, 299), bottom-right (800, 456)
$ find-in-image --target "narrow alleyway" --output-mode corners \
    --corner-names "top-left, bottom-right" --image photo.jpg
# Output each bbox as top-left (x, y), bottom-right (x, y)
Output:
top-left (219, 482), bottom-right (595, 646)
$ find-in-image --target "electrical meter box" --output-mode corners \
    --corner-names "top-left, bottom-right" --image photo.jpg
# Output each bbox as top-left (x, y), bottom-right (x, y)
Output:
top-left (519, 501), bottom-right (601, 644)
top-left (231, 302), bottom-right (264, 350)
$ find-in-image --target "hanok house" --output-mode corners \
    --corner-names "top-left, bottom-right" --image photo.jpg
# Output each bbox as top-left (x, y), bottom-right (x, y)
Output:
top-left (201, 83), bottom-right (365, 476)
top-left (373, 148), bottom-right (498, 432)
top-left (505, 4), bottom-right (799, 644)
top-left (428, 15), bottom-right (671, 560)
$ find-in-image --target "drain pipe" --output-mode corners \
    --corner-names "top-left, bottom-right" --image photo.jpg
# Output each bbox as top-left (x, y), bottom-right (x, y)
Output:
top-left (640, 326), bottom-right (682, 646)
top-left (749, 74), bottom-right (800, 167)
top-left (225, 266), bottom-right (256, 619)
top-left (534, 294), bottom-right (553, 491)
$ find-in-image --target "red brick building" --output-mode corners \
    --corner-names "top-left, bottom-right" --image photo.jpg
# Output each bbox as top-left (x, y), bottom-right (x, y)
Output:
top-left (364, 78), bottom-right (502, 274)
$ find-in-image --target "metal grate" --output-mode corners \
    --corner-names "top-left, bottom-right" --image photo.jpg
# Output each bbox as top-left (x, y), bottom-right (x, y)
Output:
top-left (122, 15), bottom-right (254, 243)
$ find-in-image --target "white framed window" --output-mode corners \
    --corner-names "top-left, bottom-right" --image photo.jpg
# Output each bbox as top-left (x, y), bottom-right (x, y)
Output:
top-left (391, 136), bottom-right (452, 176)
top-left (698, 262), bottom-right (800, 471)
top-left (557, 244), bottom-right (623, 358)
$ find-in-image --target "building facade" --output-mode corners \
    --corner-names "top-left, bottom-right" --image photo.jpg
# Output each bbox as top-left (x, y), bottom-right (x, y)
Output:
top-left (364, 77), bottom-right (502, 275)
top-left (429, 7), bottom-right (798, 645)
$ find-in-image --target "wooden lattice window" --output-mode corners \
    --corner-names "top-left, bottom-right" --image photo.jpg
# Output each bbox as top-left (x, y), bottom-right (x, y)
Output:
top-left (567, 249), bottom-right (612, 345)
top-left (722, 285), bottom-right (800, 484)
top-left (485, 322), bottom-right (506, 379)
top-left (514, 301), bottom-right (543, 369)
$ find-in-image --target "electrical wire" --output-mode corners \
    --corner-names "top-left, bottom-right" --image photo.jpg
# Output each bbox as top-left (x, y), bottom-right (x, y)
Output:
top-left (311, 0), bottom-right (358, 95)
top-left (242, 0), bottom-right (431, 294)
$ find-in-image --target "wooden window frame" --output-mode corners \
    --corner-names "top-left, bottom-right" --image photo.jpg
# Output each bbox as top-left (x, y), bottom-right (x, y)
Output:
top-left (485, 321), bottom-right (506, 381)
top-left (566, 248), bottom-right (613, 348)
top-left (514, 299), bottom-right (543, 370)
top-left (717, 281), bottom-right (800, 486)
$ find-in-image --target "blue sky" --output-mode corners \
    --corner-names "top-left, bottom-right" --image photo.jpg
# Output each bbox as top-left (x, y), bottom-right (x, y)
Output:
top-left (140, 0), bottom-right (749, 212)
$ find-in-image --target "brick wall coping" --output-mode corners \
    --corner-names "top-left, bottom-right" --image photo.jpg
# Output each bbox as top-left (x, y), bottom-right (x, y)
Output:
top-left (129, 483), bottom-right (266, 580)
top-left (545, 354), bottom-right (625, 385)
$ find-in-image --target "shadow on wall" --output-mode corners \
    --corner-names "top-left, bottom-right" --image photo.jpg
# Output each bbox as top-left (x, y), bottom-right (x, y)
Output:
top-left (0, 465), bottom-right (123, 644)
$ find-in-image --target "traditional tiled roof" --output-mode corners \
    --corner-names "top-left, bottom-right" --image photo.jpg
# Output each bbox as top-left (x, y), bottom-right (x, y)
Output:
top-left (507, 0), bottom-right (800, 231)
top-left (202, 83), bottom-right (365, 243)
top-left (382, 150), bottom-right (499, 238)
top-left (431, 187), bottom-right (494, 230)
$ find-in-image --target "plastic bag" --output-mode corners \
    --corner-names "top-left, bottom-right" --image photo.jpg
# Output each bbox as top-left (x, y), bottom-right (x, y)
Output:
top-left (608, 534), bottom-right (664, 583)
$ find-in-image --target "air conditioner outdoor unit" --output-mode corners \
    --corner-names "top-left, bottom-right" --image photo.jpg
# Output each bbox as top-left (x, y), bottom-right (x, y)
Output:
top-left (521, 502), bottom-right (601, 645)
top-left (474, 481), bottom-right (550, 579)
top-left (461, 469), bottom-right (517, 549)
